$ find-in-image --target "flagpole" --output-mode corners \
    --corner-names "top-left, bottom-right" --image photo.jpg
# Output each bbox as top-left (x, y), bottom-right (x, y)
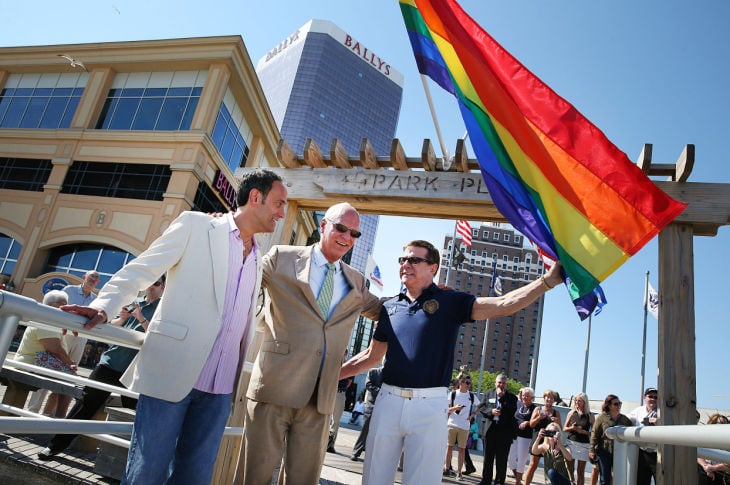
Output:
top-left (582, 314), bottom-right (592, 393)
top-left (477, 259), bottom-right (497, 397)
top-left (640, 270), bottom-right (649, 400)
top-left (444, 223), bottom-right (458, 286)
top-left (420, 74), bottom-right (451, 168)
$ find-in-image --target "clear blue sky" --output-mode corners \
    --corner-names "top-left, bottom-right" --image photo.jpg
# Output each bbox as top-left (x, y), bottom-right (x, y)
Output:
top-left (5, 1), bottom-right (729, 411)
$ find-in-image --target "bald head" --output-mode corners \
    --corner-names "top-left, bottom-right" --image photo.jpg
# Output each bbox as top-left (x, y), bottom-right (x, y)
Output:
top-left (323, 203), bottom-right (359, 223)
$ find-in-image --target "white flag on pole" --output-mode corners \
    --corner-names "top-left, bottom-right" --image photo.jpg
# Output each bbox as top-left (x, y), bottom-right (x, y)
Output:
top-left (646, 283), bottom-right (659, 319)
top-left (365, 254), bottom-right (384, 291)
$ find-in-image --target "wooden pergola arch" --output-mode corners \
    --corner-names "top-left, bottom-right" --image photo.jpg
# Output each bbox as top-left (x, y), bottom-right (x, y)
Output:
top-left (218, 137), bottom-right (730, 484)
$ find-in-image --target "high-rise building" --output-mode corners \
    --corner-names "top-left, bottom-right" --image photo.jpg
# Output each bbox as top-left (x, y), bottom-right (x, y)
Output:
top-left (256, 19), bottom-right (404, 355)
top-left (439, 222), bottom-right (544, 385)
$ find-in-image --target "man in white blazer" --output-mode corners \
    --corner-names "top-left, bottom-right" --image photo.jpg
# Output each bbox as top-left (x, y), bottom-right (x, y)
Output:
top-left (63, 168), bottom-right (288, 485)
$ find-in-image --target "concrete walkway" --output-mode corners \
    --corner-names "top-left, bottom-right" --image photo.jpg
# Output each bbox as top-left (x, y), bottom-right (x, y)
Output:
top-left (0, 402), bottom-right (568, 484)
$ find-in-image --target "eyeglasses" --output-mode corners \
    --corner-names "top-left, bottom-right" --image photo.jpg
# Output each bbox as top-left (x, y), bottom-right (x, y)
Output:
top-left (611, 401), bottom-right (622, 406)
top-left (325, 218), bottom-right (361, 238)
top-left (153, 281), bottom-right (164, 287)
top-left (647, 395), bottom-right (658, 399)
top-left (398, 256), bottom-right (434, 265)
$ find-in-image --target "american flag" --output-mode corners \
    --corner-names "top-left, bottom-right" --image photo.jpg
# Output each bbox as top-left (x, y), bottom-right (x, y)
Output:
top-left (456, 220), bottom-right (472, 247)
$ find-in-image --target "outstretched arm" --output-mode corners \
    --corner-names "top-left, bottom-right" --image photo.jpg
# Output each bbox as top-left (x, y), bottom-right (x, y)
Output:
top-left (340, 339), bottom-right (387, 379)
top-left (472, 262), bottom-right (563, 321)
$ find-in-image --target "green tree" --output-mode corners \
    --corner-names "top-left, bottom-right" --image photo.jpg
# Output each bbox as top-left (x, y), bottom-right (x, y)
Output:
top-left (451, 369), bottom-right (522, 395)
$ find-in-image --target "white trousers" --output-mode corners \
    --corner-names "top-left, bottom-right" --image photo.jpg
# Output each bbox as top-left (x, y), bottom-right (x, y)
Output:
top-left (508, 436), bottom-right (532, 473)
top-left (363, 384), bottom-right (447, 485)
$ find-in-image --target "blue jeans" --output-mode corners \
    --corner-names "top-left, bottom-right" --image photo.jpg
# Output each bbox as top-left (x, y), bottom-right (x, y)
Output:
top-left (122, 389), bottom-right (231, 485)
top-left (547, 468), bottom-right (572, 485)
top-left (596, 449), bottom-right (614, 485)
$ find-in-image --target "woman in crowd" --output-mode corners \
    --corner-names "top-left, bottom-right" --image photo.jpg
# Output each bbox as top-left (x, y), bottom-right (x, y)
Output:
top-left (698, 413), bottom-right (729, 484)
top-left (564, 392), bottom-right (595, 485)
top-left (531, 422), bottom-right (574, 485)
top-left (14, 290), bottom-right (77, 417)
top-left (589, 394), bottom-right (632, 485)
top-left (510, 387), bottom-right (537, 485)
top-left (524, 389), bottom-right (563, 485)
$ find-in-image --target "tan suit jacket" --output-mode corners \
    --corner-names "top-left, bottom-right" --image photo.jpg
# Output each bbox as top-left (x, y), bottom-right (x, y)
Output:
top-left (91, 211), bottom-right (262, 402)
top-left (246, 244), bottom-right (381, 415)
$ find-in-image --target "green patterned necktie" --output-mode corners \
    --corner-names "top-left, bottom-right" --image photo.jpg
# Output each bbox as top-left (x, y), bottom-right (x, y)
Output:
top-left (317, 262), bottom-right (335, 319)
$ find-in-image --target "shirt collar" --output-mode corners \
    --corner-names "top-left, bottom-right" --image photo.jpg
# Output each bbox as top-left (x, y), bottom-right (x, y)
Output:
top-left (312, 245), bottom-right (341, 272)
top-left (398, 283), bottom-right (438, 302)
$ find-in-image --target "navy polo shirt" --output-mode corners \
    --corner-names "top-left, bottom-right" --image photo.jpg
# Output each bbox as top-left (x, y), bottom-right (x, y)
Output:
top-left (374, 284), bottom-right (475, 389)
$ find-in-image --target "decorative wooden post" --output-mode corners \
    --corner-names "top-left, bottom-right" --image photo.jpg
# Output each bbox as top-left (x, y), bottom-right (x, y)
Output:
top-left (657, 223), bottom-right (697, 485)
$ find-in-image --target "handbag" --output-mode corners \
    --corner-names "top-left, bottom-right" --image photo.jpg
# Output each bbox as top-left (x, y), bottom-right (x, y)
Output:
top-left (34, 351), bottom-right (74, 374)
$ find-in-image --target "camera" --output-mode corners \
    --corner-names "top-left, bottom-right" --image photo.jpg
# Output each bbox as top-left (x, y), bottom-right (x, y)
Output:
top-left (543, 429), bottom-right (555, 438)
top-left (124, 303), bottom-right (137, 312)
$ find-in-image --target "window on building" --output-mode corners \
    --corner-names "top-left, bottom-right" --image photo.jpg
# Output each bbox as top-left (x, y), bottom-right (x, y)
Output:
top-left (458, 342), bottom-right (463, 349)
top-left (459, 334), bottom-right (464, 340)
top-left (481, 251), bottom-right (487, 258)
top-left (490, 357), bottom-right (495, 364)
top-left (468, 353), bottom-right (473, 359)
top-left (457, 351), bottom-right (462, 358)
top-left (0, 73), bottom-right (86, 129)
top-left (503, 255), bottom-right (508, 261)
top-left (0, 234), bottom-right (21, 276)
top-left (469, 344), bottom-right (475, 351)
top-left (192, 180), bottom-right (231, 213)
top-left (470, 336), bottom-right (476, 342)
top-left (211, 89), bottom-right (252, 171)
top-left (504, 234), bottom-right (510, 242)
top-left (45, 243), bottom-right (135, 286)
top-left (96, 71), bottom-right (205, 131)
top-left (493, 233), bottom-right (499, 240)
top-left (470, 249), bottom-right (476, 256)
top-left (0, 158), bottom-right (52, 191)
top-left (483, 231), bottom-right (489, 239)
top-left (514, 235), bottom-right (521, 244)
top-left (61, 162), bottom-right (171, 200)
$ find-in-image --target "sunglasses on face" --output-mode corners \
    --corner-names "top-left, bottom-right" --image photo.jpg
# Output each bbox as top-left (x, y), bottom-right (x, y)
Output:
top-left (398, 256), bottom-right (433, 265)
top-left (611, 401), bottom-right (622, 406)
top-left (647, 395), bottom-right (657, 399)
top-left (325, 219), bottom-right (361, 238)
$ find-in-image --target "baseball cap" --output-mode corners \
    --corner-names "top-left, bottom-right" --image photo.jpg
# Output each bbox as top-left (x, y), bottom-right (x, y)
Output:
top-left (644, 387), bottom-right (658, 396)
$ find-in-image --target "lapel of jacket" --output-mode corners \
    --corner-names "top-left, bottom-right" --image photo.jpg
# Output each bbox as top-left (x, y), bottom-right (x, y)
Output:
top-left (295, 246), bottom-right (321, 316)
top-left (209, 217), bottom-right (230, 317)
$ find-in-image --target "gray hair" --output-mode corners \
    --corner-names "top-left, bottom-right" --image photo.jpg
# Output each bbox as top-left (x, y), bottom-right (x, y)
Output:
top-left (43, 290), bottom-right (68, 307)
top-left (521, 387), bottom-right (535, 398)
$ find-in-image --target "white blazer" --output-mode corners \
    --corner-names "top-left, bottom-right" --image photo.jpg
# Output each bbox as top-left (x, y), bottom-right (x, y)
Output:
top-left (90, 211), bottom-right (262, 402)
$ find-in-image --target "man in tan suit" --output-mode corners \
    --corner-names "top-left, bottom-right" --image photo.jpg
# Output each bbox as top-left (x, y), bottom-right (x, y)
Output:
top-left (63, 169), bottom-right (287, 485)
top-left (239, 202), bottom-right (382, 484)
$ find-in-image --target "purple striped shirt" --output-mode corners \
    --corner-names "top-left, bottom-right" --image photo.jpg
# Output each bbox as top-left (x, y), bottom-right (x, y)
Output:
top-left (193, 213), bottom-right (258, 394)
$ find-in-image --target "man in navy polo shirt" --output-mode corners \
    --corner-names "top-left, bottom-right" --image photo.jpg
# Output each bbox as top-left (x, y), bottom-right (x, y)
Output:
top-left (341, 240), bottom-right (563, 485)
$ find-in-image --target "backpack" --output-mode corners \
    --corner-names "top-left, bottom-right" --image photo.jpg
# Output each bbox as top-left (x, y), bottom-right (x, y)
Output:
top-left (450, 390), bottom-right (475, 421)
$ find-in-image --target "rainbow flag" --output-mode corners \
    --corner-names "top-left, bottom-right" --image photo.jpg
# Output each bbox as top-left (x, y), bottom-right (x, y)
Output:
top-left (399, 0), bottom-right (687, 317)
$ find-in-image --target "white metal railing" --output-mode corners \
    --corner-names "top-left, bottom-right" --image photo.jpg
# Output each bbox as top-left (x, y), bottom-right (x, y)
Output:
top-left (0, 289), bottom-right (249, 446)
top-left (607, 425), bottom-right (730, 485)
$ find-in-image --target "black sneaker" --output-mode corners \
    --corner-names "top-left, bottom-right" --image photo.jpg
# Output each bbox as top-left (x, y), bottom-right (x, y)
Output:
top-left (37, 447), bottom-right (60, 461)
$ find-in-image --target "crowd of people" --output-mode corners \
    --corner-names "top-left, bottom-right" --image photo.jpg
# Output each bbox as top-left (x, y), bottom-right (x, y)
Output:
top-left (8, 168), bottom-right (725, 485)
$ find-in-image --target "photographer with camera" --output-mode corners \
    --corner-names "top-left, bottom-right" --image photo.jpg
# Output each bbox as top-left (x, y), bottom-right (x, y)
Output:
top-left (531, 423), bottom-right (574, 485)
